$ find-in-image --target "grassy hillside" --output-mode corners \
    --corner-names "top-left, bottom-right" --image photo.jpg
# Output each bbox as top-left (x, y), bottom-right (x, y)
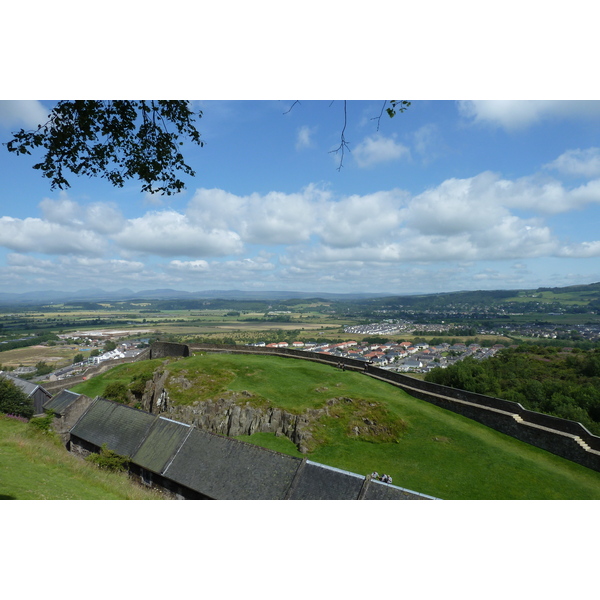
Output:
top-left (71, 352), bottom-right (600, 500)
top-left (0, 416), bottom-right (162, 500)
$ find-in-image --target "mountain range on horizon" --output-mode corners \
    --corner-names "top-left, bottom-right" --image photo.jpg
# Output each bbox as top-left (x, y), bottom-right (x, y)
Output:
top-left (1, 281), bottom-right (600, 306)
top-left (0, 287), bottom-right (396, 305)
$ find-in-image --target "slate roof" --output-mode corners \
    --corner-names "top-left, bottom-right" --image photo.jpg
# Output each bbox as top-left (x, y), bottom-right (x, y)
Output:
top-left (132, 417), bottom-right (192, 475)
top-left (70, 399), bottom-right (156, 457)
top-left (162, 427), bottom-right (303, 500)
top-left (1, 373), bottom-right (40, 397)
top-left (44, 389), bottom-right (82, 415)
top-left (288, 461), bottom-right (365, 500)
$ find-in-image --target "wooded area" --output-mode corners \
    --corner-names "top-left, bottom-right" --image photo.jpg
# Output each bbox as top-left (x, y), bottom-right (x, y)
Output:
top-left (425, 345), bottom-right (600, 434)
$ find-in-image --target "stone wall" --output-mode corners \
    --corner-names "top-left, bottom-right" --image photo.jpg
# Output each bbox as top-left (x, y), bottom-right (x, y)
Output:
top-left (149, 342), bottom-right (189, 360)
top-left (52, 395), bottom-right (95, 446)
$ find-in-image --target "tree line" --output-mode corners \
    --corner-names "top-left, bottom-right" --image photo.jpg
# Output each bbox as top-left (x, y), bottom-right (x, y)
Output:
top-left (425, 345), bottom-right (600, 435)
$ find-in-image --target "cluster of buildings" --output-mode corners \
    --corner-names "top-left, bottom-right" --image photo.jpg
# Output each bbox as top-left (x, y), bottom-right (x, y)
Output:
top-left (86, 343), bottom-right (144, 365)
top-left (45, 341), bottom-right (146, 383)
top-left (345, 318), bottom-right (600, 344)
top-left (248, 340), bottom-right (503, 373)
top-left (343, 320), bottom-right (413, 336)
top-left (486, 322), bottom-right (600, 342)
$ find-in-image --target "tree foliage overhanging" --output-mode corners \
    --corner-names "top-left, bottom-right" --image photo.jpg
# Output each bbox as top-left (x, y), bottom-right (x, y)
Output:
top-left (5, 100), bottom-right (410, 194)
top-left (4, 100), bottom-right (204, 195)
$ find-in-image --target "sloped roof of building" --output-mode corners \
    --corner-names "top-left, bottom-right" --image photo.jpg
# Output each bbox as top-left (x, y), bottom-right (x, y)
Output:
top-left (1, 373), bottom-right (41, 397)
top-left (163, 427), bottom-right (303, 500)
top-left (66, 399), bottom-right (438, 500)
top-left (132, 417), bottom-right (192, 475)
top-left (288, 461), bottom-right (364, 500)
top-left (43, 389), bottom-right (82, 415)
top-left (70, 398), bottom-right (156, 457)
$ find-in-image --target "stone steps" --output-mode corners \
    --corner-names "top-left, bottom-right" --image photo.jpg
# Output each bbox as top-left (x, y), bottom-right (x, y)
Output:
top-left (574, 436), bottom-right (592, 451)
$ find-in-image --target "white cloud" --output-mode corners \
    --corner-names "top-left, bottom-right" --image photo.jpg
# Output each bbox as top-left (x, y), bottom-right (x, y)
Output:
top-left (557, 241), bottom-right (600, 258)
top-left (413, 124), bottom-right (443, 163)
top-left (402, 170), bottom-right (600, 219)
top-left (4, 164), bottom-right (600, 294)
top-left (318, 190), bottom-right (407, 248)
top-left (220, 258), bottom-right (276, 272)
top-left (0, 216), bottom-right (106, 255)
top-left (405, 173), bottom-right (509, 235)
top-left (0, 197), bottom-right (125, 256)
top-left (0, 100), bottom-right (49, 129)
top-left (545, 148), bottom-right (600, 178)
top-left (188, 185), bottom-right (327, 245)
top-left (242, 191), bottom-right (317, 244)
top-left (39, 196), bottom-right (125, 234)
top-left (2, 254), bottom-right (154, 290)
top-left (458, 100), bottom-right (600, 130)
top-left (112, 211), bottom-right (244, 257)
top-left (64, 256), bottom-right (147, 275)
top-left (84, 203), bottom-right (126, 234)
top-left (6, 254), bottom-right (54, 272)
top-left (296, 125), bottom-right (316, 150)
top-left (39, 195), bottom-right (83, 225)
top-left (169, 260), bottom-right (210, 271)
top-left (352, 134), bottom-right (410, 168)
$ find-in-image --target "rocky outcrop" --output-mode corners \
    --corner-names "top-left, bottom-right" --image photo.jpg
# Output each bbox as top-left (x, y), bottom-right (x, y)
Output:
top-left (164, 391), bottom-right (329, 454)
top-left (137, 364), bottom-right (395, 454)
top-left (140, 368), bottom-right (170, 414)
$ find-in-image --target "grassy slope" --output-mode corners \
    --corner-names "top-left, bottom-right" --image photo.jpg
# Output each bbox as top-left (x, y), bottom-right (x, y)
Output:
top-left (72, 353), bottom-right (600, 500)
top-left (0, 417), bottom-right (161, 500)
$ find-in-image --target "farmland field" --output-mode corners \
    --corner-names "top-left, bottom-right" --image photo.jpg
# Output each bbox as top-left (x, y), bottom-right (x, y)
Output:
top-left (0, 345), bottom-right (84, 370)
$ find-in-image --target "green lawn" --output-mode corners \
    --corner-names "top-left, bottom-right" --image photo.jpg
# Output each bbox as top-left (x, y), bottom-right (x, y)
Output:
top-left (0, 416), bottom-right (162, 500)
top-left (72, 352), bottom-right (600, 500)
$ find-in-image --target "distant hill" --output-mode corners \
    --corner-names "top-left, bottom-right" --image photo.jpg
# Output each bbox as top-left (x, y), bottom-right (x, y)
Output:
top-left (1, 281), bottom-right (600, 307)
top-left (0, 288), bottom-right (393, 306)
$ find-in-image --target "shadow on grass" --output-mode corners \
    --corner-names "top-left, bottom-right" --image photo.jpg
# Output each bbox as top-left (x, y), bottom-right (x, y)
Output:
top-left (0, 495), bottom-right (17, 500)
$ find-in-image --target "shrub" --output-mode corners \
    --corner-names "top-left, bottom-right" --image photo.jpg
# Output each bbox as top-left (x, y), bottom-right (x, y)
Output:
top-left (28, 411), bottom-right (55, 433)
top-left (35, 361), bottom-right (54, 376)
top-left (103, 381), bottom-right (129, 403)
top-left (0, 377), bottom-right (34, 419)
top-left (86, 444), bottom-right (130, 472)
top-left (128, 374), bottom-right (150, 396)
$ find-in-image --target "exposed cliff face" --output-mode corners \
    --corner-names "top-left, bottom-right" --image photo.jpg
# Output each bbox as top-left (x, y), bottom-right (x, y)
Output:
top-left (134, 366), bottom-right (317, 452)
top-left (136, 365), bottom-right (403, 454)
top-left (139, 368), bottom-right (170, 414)
top-left (166, 392), bottom-right (320, 454)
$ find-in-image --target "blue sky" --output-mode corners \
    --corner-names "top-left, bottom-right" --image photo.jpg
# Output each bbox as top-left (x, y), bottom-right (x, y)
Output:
top-left (2, 99), bottom-right (600, 295)
top-left (2, 99), bottom-right (600, 296)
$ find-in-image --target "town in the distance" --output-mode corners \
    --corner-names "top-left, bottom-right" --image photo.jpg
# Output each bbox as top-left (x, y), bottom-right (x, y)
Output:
top-left (2, 281), bottom-right (600, 383)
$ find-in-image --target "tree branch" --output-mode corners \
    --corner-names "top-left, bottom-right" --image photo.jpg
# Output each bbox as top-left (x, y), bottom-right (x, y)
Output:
top-left (283, 100), bottom-right (300, 115)
top-left (328, 100), bottom-right (349, 171)
top-left (371, 101), bottom-right (388, 132)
